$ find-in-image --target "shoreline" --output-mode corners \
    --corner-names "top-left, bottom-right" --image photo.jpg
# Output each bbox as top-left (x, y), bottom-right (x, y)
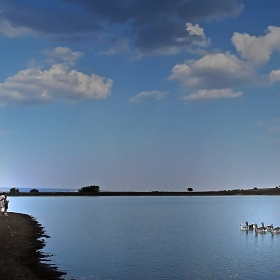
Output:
top-left (6, 188), bottom-right (280, 196)
top-left (0, 212), bottom-right (66, 280)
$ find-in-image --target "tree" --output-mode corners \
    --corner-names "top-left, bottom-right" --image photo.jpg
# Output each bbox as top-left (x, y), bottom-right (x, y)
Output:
top-left (187, 188), bottom-right (193, 192)
top-left (10, 187), bottom-right (19, 193)
top-left (78, 185), bottom-right (100, 193)
top-left (30, 189), bottom-right (39, 193)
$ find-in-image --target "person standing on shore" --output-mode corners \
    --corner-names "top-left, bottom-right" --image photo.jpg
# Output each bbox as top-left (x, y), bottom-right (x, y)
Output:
top-left (3, 193), bottom-right (9, 216)
top-left (0, 193), bottom-right (5, 216)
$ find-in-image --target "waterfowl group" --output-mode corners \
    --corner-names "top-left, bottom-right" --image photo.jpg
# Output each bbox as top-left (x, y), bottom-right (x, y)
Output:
top-left (240, 221), bottom-right (280, 234)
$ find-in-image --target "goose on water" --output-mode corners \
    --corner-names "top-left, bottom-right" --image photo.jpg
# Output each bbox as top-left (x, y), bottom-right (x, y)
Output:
top-left (258, 222), bottom-right (268, 231)
top-left (270, 224), bottom-right (280, 234)
top-left (240, 221), bottom-right (255, 230)
top-left (240, 223), bottom-right (249, 230)
top-left (266, 224), bottom-right (273, 231)
top-left (254, 223), bottom-right (268, 233)
top-left (246, 221), bottom-right (255, 230)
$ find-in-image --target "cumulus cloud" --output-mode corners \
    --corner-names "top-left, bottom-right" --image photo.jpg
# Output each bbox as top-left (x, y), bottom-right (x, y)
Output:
top-left (270, 69), bottom-right (280, 83)
top-left (169, 52), bottom-right (262, 100)
top-left (45, 47), bottom-right (84, 64)
top-left (232, 26), bottom-right (280, 65)
top-left (169, 52), bottom-right (257, 89)
top-left (0, 48), bottom-right (113, 105)
top-left (177, 23), bottom-right (210, 48)
top-left (182, 89), bottom-right (242, 100)
top-left (130, 90), bottom-right (169, 103)
top-left (169, 24), bottom-right (280, 101)
top-left (0, 0), bottom-right (243, 55)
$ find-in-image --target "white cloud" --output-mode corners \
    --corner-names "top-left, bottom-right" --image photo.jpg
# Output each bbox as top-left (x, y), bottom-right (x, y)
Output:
top-left (130, 90), bottom-right (169, 103)
top-left (185, 23), bottom-right (210, 47)
top-left (0, 63), bottom-right (113, 105)
top-left (169, 25), bottom-right (280, 102)
top-left (0, 47), bottom-right (112, 105)
top-left (45, 47), bottom-right (84, 65)
top-left (182, 89), bottom-right (242, 101)
top-left (187, 23), bottom-right (204, 37)
top-left (169, 52), bottom-right (257, 90)
top-left (232, 26), bottom-right (280, 65)
top-left (269, 69), bottom-right (280, 83)
top-left (0, 19), bottom-right (33, 37)
top-left (175, 23), bottom-right (210, 52)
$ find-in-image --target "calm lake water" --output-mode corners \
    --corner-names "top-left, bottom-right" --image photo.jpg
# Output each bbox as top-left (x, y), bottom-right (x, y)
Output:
top-left (9, 196), bottom-right (280, 279)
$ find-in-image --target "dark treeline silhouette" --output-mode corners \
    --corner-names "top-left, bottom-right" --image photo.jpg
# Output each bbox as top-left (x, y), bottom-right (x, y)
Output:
top-left (78, 185), bottom-right (100, 193)
top-left (4, 185), bottom-right (280, 196)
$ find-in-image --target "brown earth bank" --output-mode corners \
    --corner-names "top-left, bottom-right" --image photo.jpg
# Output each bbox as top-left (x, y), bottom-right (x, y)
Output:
top-left (0, 212), bottom-right (66, 280)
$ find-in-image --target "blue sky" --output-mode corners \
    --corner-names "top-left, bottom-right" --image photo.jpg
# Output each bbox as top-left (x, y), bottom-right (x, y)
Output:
top-left (0, 0), bottom-right (280, 192)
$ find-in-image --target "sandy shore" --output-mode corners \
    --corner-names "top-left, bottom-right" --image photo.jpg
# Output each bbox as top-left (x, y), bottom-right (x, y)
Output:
top-left (0, 212), bottom-right (66, 280)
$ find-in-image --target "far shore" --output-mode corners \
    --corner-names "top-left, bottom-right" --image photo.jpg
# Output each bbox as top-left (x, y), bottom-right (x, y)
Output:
top-left (5, 187), bottom-right (280, 196)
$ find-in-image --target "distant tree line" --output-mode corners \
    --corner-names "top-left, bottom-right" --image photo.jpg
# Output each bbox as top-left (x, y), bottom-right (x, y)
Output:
top-left (78, 185), bottom-right (100, 193)
top-left (9, 188), bottom-right (40, 193)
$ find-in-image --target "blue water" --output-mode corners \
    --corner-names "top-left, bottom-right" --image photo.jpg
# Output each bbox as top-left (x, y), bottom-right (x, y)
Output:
top-left (8, 196), bottom-right (280, 279)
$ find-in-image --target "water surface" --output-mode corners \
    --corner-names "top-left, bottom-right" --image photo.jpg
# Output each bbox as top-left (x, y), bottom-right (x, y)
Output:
top-left (9, 196), bottom-right (280, 279)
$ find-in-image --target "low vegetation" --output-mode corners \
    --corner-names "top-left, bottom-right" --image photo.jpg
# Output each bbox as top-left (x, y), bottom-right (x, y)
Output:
top-left (9, 188), bottom-right (19, 193)
top-left (78, 185), bottom-right (100, 193)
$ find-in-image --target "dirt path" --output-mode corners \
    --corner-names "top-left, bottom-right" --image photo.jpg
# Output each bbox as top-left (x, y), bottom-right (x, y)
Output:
top-left (0, 212), bottom-right (66, 279)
